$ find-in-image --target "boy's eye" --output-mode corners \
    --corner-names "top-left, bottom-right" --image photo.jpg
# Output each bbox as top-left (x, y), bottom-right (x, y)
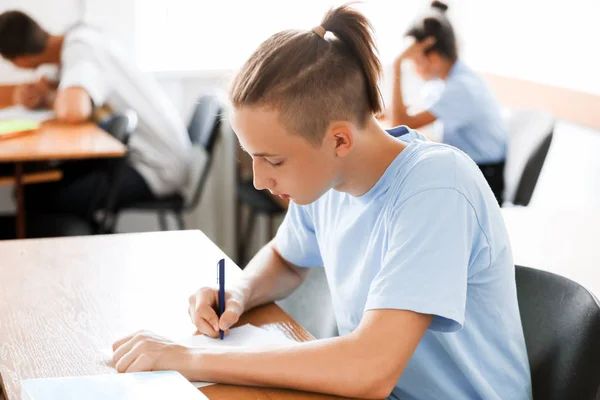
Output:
top-left (267, 159), bottom-right (284, 168)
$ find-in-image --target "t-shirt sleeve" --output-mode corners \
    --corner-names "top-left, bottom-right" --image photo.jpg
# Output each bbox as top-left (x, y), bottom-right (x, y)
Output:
top-left (59, 39), bottom-right (108, 106)
top-left (365, 187), bottom-right (485, 332)
top-left (428, 79), bottom-right (472, 125)
top-left (274, 202), bottom-right (323, 267)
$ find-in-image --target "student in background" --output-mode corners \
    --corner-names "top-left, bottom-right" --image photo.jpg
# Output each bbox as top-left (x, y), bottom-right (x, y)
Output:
top-left (0, 11), bottom-right (191, 216)
top-left (112, 4), bottom-right (531, 399)
top-left (389, 1), bottom-right (508, 204)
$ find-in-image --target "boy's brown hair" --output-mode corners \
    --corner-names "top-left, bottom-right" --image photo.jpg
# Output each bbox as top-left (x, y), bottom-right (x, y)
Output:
top-left (0, 11), bottom-right (49, 59)
top-left (230, 4), bottom-right (383, 146)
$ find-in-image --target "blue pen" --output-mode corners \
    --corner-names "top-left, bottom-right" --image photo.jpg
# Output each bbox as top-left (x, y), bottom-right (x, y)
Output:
top-left (217, 258), bottom-right (225, 340)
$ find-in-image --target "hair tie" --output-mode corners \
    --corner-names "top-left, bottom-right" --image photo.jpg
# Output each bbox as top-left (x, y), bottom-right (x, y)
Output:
top-left (311, 25), bottom-right (326, 39)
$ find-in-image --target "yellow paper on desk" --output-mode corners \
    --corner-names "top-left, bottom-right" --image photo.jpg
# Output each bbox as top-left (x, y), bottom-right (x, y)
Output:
top-left (0, 119), bottom-right (39, 136)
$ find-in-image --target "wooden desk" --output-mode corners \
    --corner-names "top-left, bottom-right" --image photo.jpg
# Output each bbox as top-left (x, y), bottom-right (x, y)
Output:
top-left (502, 207), bottom-right (600, 297)
top-left (0, 231), bottom-right (354, 400)
top-left (0, 169), bottom-right (62, 186)
top-left (0, 120), bottom-right (126, 238)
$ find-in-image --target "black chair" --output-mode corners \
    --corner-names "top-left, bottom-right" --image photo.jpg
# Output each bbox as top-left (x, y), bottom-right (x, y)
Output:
top-left (515, 265), bottom-right (600, 400)
top-left (111, 92), bottom-right (226, 231)
top-left (236, 179), bottom-right (286, 265)
top-left (88, 109), bottom-right (138, 233)
top-left (504, 110), bottom-right (555, 206)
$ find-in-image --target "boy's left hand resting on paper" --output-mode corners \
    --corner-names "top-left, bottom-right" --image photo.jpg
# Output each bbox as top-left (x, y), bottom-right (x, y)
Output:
top-left (112, 331), bottom-right (198, 378)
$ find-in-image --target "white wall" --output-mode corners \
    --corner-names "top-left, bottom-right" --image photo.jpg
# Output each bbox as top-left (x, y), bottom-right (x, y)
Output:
top-left (1, 0), bottom-right (597, 250)
top-left (451, 0), bottom-right (600, 96)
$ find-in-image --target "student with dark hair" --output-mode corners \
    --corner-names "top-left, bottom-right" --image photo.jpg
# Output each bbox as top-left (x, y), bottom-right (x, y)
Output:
top-left (0, 10), bottom-right (191, 216)
top-left (389, 1), bottom-right (508, 204)
top-left (112, 4), bottom-right (531, 399)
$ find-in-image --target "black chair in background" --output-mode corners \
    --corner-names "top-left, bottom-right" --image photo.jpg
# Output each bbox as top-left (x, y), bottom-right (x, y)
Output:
top-left (515, 265), bottom-right (600, 400)
top-left (503, 110), bottom-right (555, 206)
top-left (108, 92), bottom-right (226, 231)
top-left (88, 109), bottom-right (138, 234)
top-left (236, 179), bottom-right (286, 266)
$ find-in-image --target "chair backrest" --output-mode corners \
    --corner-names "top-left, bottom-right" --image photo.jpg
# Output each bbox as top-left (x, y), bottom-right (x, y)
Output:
top-left (515, 265), bottom-right (600, 400)
top-left (187, 93), bottom-right (224, 150)
top-left (503, 109), bottom-right (555, 206)
top-left (92, 110), bottom-right (138, 233)
top-left (183, 92), bottom-right (226, 209)
top-left (101, 109), bottom-right (138, 146)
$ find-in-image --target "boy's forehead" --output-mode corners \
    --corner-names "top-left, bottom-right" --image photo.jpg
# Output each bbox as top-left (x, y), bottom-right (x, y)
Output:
top-left (231, 106), bottom-right (297, 150)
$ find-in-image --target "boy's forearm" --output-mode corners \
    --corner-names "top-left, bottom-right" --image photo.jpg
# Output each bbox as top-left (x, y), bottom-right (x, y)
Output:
top-left (191, 335), bottom-right (387, 399)
top-left (235, 241), bottom-right (309, 311)
top-left (0, 85), bottom-right (16, 109)
top-left (391, 65), bottom-right (409, 126)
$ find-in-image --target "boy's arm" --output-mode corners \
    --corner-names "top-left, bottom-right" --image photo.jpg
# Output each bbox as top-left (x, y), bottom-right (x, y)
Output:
top-left (391, 61), bottom-right (436, 129)
top-left (53, 86), bottom-right (93, 123)
top-left (236, 240), bottom-right (311, 311)
top-left (115, 308), bottom-right (432, 399)
top-left (196, 309), bottom-right (432, 399)
top-left (0, 85), bottom-right (16, 108)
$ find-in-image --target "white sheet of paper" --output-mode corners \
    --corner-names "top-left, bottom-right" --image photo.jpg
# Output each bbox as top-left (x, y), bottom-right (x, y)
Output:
top-left (178, 324), bottom-right (299, 388)
top-left (0, 105), bottom-right (56, 122)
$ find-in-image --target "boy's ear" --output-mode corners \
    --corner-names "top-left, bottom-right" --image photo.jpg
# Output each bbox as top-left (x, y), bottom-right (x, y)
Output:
top-left (326, 121), bottom-right (354, 158)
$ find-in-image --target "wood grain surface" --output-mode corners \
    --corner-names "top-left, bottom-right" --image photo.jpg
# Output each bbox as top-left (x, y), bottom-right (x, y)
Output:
top-left (0, 231), bottom-right (361, 400)
top-left (0, 120), bottom-right (125, 162)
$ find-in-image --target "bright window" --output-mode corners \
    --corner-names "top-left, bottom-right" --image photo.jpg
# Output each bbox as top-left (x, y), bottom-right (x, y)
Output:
top-left (133, 0), bottom-right (423, 72)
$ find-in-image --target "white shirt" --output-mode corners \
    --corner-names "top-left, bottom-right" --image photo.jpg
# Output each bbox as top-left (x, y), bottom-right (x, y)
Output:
top-left (58, 25), bottom-right (192, 197)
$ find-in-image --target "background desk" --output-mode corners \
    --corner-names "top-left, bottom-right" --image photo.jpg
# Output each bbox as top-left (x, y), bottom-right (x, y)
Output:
top-left (0, 120), bottom-right (126, 238)
top-left (0, 230), bottom-right (358, 400)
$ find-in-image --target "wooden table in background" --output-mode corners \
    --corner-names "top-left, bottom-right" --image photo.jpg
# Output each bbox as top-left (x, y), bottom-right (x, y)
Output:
top-left (502, 207), bottom-right (600, 297)
top-left (0, 120), bottom-right (126, 239)
top-left (0, 230), bottom-right (358, 400)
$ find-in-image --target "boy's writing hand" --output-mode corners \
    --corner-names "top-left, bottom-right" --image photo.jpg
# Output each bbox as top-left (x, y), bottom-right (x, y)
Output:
top-left (188, 287), bottom-right (246, 338)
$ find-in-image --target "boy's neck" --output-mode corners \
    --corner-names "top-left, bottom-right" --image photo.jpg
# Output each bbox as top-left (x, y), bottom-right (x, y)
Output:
top-left (41, 35), bottom-right (65, 65)
top-left (335, 116), bottom-right (406, 197)
top-left (439, 58), bottom-right (456, 80)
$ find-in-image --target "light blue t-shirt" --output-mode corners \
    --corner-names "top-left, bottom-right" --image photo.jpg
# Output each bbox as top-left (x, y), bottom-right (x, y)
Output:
top-left (427, 60), bottom-right (508, 164)
top-left (275, 127), bottom-right (531, 400)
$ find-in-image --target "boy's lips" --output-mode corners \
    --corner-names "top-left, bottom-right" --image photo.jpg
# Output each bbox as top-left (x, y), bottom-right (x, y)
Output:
top-left (271, 192), bottom-right (290, 199)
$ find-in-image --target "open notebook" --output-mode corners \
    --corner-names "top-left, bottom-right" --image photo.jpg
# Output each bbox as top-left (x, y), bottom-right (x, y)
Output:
top-left (179, 323), bottom-right (300, 388)
top-left (21, 371), bottom-right (208, 400)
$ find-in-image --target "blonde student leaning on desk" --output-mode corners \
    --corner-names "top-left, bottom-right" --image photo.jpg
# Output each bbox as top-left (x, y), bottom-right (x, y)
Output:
top-left (112, 5), bottom-right (532, 399)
